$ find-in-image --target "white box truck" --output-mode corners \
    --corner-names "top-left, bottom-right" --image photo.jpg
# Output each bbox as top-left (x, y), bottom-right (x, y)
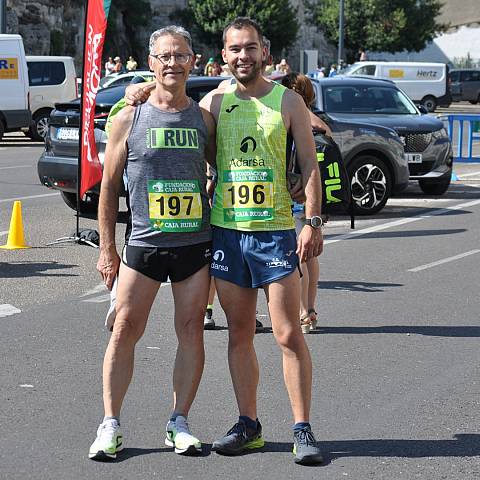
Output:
top-left (343, 61), bottom-right (451, 112)
top-left (0, 34), bottom-right (31, 140)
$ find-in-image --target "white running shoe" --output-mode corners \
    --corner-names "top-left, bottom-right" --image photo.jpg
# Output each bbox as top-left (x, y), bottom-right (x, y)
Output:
top-left (88, 419), bottom-right (123, 460)
top-left (165, 415), bottom-right (202, 455)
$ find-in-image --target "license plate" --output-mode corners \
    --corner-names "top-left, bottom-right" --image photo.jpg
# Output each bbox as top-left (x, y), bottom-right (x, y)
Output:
top-left (405, 153), bottom-right (422, 164)
top-left (57, 127), bottom-right (79, 141)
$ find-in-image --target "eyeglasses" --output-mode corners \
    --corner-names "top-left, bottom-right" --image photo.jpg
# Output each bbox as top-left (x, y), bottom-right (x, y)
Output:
top-left (150, 53), bottom-right (192, 65)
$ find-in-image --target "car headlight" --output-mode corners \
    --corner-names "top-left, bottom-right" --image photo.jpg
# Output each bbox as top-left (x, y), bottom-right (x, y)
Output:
top-left (432, 128), bottom-right (448, 139)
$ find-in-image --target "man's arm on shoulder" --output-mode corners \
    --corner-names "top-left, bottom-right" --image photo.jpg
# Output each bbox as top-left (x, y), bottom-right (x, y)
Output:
top-left (96, 106), bottom-right (135, 289)
top-left (124, 80), bottom-right (156, 106)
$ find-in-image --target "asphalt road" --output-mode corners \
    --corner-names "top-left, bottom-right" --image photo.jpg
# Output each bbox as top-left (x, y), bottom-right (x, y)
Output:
top-left (1, 132), bottom-right (480, 479)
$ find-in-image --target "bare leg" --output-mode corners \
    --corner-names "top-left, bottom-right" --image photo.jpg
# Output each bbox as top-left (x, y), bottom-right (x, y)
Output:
top-left (264, 271), bottom-right (312, 423)
top-left (207, 278), bottom-right (216, 307)
top-left (215, 278), bottom-right (258, 420)
top-left (171, 265), bottom-right (210, 415)
top-left (299, 263), bottom-right (309, 319)
top-left (103, 263), bottom-right (160, 417)
top-left (307, 258), bottom-right (319, 312)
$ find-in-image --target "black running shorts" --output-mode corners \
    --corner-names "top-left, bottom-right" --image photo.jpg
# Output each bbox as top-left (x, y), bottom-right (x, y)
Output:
top-left (122, 241), bottom-right (212, 283)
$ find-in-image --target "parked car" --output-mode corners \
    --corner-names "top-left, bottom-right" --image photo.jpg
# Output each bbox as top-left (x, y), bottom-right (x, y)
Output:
top-left (449, 69), bottom-right (480, 104)
top-left (98, 70), bottom-right (154, 89)
top-left (0, 34), bottom-right (31, 141)
top-left (342, 61), bottom-right (451, 112)
top-left (26, 55), bottom-right (78, 140)
top-left (311, 77), bottom-right (453, 199)
top-left (38, 75), bottom-right (409, 215)
top-left (38, 77), bottom-right (224, 213)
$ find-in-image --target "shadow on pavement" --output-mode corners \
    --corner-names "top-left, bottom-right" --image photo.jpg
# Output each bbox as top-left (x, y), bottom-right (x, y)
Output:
top-left (318, 281), bottom-right (403, 292)
top-left (0, 261), bottom-right (78, 278)
top-left (115, 444), bottom-right (212, 461)
top-left (312, 325), bottom-right (480, 337)
top-left (321, 434), bottom-right (480, 461)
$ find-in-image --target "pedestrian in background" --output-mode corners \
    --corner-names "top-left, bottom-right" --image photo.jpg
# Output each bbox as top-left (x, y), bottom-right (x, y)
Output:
top-left (328, 64), bottom-right (338, 77)
top-left (113, 56), bottom-right (123, 73)
top-left (104, 56), bottom-right (115, 76)
top-left (126, 56), bottom-right (138, 71)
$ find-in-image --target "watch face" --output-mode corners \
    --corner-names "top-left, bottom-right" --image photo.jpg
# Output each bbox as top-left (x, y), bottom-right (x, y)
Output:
top-left (310, 216), bottom-right (323, 228)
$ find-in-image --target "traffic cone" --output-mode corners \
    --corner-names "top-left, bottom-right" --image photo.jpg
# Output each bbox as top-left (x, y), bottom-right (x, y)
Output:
top-left (0, 201), bottom-right (31, 250)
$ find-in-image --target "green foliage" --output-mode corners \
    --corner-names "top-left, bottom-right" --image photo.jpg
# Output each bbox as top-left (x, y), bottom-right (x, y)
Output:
top-left (50, 30), bottom-right (64, 56)
top-left (187, 0), bottom-right (299, 56)
top-left (310, 0), bottom-right (448, 61)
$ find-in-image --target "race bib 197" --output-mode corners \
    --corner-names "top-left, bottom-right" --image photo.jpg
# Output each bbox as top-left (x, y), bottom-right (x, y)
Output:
top-left (148, 179), bottom-right (202, 232)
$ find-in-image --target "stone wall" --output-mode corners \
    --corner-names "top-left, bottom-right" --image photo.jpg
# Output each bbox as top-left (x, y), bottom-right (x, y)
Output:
top-left (5, 0), bottom-right (333, 74)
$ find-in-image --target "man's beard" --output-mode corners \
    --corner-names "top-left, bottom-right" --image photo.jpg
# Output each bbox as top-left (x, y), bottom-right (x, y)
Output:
top-left (230, 61), bottom-right (262, 86)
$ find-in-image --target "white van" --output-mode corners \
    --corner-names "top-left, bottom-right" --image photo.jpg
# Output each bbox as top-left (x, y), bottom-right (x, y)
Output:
top-left (0, 34), bottom-right (30, 141)
top-left (26, 56), bottom-right (77, 140)
top-left (343, 61), bottom-right (451, 112)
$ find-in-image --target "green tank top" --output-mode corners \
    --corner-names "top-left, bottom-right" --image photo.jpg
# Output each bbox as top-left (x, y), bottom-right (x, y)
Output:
top-left (211, 83), bottom-right (294, 231)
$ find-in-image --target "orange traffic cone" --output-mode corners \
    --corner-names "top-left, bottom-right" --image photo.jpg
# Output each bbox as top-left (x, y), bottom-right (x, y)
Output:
top-left (0, 201), bottom-right (31, 250)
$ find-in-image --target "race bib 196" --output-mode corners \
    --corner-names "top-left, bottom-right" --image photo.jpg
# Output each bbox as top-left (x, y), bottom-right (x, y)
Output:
top-left (148, 180), bottom-right (202, 232)
top-left (222, 169), bottom-right (274, 222)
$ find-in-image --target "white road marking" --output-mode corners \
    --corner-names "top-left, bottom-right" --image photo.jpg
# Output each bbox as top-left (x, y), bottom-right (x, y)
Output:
top-left (0, 304), bottom-right (21, 318)
top-left (408, 250), bottom-right (480, 272)
top-left (19, 384), bottom-right (34, 388)
top-left (387, 197), bottom-right (454, 205)
top-left (456, 171), bottom-right (480, 179)
top-left (0, 192), bottom-right (59, 204)
top-left (80, 283), bottom-right (106, 298)
top-left (0, 165), bottom-right (31, 170)
top-left (83, 294), bottom-right (110, 303)
top-left (146, 346), bottom-right (161, 350)
top-left (324, 198), bottom-right (480, 246)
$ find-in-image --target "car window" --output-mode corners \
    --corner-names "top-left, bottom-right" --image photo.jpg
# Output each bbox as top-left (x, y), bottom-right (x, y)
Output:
top-left (449, 71), bottom-right (460, 82)
top-left (27, 61), bottom-right (66, 86)
top-left (95, 86), bottom-right (127, 104)
top-left (465, 71), bottom-right (480, 82)
top-left (323, 85), bottom-right (418, 114)
top-left (351, 65), bottom-right (376, 76)
top-left (186, 86), bottom-right (214, 102)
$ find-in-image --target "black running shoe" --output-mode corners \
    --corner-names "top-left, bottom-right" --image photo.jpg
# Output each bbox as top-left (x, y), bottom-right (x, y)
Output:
top-left (211, 419), bottom-right (264, 455)
top-left (255, 319), bottom-right (264, 333)
top-left (293, 426), bottom-right (323, 465)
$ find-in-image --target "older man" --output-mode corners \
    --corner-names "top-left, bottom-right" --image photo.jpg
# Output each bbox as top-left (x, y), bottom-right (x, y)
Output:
top-left (88, 26), bottom-right (215, 460)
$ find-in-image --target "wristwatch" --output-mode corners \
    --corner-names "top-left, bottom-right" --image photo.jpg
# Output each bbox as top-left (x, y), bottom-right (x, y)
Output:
top-left (305, 216), bottom-right (323, 229)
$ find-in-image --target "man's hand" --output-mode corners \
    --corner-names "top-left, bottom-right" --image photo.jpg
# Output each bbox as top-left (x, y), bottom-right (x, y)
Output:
top-left (206, 178), bottom-right (215, 207)
top-left (96, 246), bottom-right (120, 290)
top-left (124, 81), bottom-right (155, 106)
top-left (296, 225), bottom-right (323, 263)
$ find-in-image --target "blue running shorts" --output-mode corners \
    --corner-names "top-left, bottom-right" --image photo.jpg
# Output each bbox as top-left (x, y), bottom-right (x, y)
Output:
top-left (210, 227), bottom-right (299, 288)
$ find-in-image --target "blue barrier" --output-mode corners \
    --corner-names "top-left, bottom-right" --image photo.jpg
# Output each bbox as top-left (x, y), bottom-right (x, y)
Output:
top-left (446, 114), bottom-right (480, 163)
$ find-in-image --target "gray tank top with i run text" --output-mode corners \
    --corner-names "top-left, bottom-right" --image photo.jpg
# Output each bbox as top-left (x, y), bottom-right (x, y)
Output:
top-left (125, 100), bottom-right (211, 247)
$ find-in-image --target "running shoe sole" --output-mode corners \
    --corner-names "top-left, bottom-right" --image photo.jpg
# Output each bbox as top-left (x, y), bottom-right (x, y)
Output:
top-left (292, 446), bottom-right (323, 465)
top-left (211, 437), bottom-right (265, 455)
top-left (89, 444), bottom-right (124, 461)
top-left (165, 437), bottom-right (202, 455)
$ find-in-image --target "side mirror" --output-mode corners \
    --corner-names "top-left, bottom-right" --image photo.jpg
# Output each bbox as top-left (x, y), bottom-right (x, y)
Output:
top-left (417, 105), bottom-right (428, 114)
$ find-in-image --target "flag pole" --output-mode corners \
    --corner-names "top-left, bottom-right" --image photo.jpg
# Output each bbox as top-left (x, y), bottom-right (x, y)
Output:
top-left (76, 0), bottom-right (90, 237)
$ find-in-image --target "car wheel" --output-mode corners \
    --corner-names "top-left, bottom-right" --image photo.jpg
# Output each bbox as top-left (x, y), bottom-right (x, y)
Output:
top-left (29, 110), bottom-right (51, 141)
top-left (61, 191), bottom-right (99, 214)
top-left (469, 94), bottom-right (480, 105)
top-left (421, 96), bottom-right (437, 112)
top-left (348, 155), bottom-right (392, 215)
top-left (418, 176), bottom-right (451, 195)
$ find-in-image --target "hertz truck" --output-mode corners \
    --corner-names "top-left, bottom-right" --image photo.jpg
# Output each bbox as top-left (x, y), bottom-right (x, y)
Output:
top-left (0, 34), bottom-right (31, 141)
top-left (344, 61), bottom-right (451, 112)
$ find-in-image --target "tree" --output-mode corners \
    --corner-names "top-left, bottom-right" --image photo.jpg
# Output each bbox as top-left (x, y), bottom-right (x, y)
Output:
top-left (185, 0), bottom-right (299, 57)
top-left (309, 0), bottom-right (448, 62)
